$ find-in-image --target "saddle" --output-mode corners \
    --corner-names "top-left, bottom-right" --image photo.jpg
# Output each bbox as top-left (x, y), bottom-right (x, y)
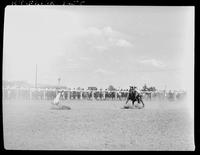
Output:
top-left (128, 91), bottom-right (140, 100)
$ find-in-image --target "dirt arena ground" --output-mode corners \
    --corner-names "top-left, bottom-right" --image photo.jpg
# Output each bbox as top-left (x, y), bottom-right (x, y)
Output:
top-left (3, 99), bottom-right (194, 150)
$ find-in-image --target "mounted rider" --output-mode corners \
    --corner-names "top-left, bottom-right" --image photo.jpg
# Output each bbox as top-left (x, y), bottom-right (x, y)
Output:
top-left (127, 86), bottom-right (135, 100)
top-left (125, 86), bottom-right (144, 107)
top-left (133, 86), bottom-right (143, 99)
top-left (133, 86), bottom-right (140, 94)
top-left (125, 86), bottom-right (137, 103)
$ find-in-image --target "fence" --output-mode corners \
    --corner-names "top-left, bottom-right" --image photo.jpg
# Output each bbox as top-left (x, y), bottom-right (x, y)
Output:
top-left (2, 88), bottom-right (186, 102)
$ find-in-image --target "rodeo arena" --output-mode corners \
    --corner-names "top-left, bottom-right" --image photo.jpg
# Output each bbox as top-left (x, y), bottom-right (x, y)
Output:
top-left (3, 82), bottom-right (194, 150)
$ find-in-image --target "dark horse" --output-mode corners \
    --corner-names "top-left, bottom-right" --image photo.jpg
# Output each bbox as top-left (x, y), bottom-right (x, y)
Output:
top-left (125, 87), bottom-right (145, 108)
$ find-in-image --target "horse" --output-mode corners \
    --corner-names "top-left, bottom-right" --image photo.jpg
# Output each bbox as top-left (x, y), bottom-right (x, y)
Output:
top-left (125, 88), bottom-right (144, 108)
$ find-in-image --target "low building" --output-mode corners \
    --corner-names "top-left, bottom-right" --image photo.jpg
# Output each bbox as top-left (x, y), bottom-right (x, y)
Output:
top-left (88, 87), bottom-right (98, 91)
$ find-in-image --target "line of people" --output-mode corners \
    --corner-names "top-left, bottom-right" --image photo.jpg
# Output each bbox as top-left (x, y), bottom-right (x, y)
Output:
top-left (3, 87), bottom-right (186, 101)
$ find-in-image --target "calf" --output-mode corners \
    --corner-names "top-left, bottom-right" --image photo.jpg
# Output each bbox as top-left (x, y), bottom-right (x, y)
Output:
top-left (52, 91), bottom-right (64, 105)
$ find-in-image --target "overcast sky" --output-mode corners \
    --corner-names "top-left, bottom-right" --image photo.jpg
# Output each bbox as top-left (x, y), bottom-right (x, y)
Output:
top-left (3, 6), bottom-right (194, 90)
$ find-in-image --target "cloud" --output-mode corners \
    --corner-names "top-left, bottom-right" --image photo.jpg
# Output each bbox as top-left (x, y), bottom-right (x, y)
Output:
top-left (66, 58), bottom-right (74, 62)
top-left (86, 26), bottom-right (116, 36)
top-left (108, 37), bottom-right (133, 48)
top-left (64, 60), bottom-right (81, 71)
top-left (79, 56), bottom-right (92, 61)
top-left (112, 58), bottom-right (120, 63)
top-left (102, 26), bottom-right (114, 36)
top-left (94, 68), bottom-right (115, 75)
top-left (83, 27), bottom-right (102, 36)
top-left (139, 59), bottom-right (166, 68)
top-left (115, 39), bottom-right (133, 47)
top-left (82, 26), bottom-right (133, 50)
top-left (94, 45), bottom-right (108, 51)
top-left (65, 64), bottom-right (80, 69)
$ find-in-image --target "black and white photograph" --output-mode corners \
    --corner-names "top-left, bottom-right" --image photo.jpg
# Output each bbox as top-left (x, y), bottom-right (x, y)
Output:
top-left (3, 5), bottom-right (194, 150)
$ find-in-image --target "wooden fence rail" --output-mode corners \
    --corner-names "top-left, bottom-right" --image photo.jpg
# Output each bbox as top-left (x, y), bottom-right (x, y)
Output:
top-left (2, 88), bottom-right (186, 101)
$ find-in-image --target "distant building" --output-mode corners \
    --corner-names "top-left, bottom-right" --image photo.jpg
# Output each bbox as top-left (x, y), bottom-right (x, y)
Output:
top-left (88, 87), bottom-right (98, 91)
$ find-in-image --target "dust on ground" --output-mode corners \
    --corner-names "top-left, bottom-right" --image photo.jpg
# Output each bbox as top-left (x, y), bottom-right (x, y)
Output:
top-left (3, 99), bottom-right (194, 150)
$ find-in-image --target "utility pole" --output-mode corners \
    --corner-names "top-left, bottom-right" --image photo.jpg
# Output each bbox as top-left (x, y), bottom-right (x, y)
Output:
top-left (35, 64), bottom-right (37, 88)
top-left (58, 77), bottom-right (61, 88)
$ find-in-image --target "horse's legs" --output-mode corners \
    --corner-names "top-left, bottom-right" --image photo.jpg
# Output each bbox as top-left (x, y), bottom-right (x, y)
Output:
top-left (125, 99), bottom-right (129, 104)
top-left (137, 98), bottom-right (140, 104)
top-left (132, 100), bottom-right (135, 106)
top-left (140, 99), bottom-right (145, 107)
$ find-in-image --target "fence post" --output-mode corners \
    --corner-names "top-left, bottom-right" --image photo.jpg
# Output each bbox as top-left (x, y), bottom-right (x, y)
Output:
top-left (67, 91), bottom-right (70, 100)
top-left (80, 91), bottom-right (83, 100)
top-left (29, 88), bottom-right (32, 100)
top-left (150, 92), bottom-right (152, 101)
top-left (16, 88), bottom-right (19, 100)
top-left (174, 91), bottom-right (176, 101)
top-left (43, 89), bottom-right (46, 100)
top-left (164, 91), bottom-right (167, 101)
top-left (92, 91), bottom-right (94, 100)
top-left (63, 91), bottom-right (65, 100)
